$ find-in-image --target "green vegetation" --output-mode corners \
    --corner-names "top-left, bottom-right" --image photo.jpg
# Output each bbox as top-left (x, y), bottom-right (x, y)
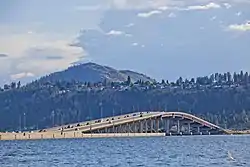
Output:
top-left (1, 70), bottom-right (250, 131)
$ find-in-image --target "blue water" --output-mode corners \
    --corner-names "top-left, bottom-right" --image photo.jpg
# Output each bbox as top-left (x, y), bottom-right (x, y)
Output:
top-left (0, 135), bottom-right (250, 167)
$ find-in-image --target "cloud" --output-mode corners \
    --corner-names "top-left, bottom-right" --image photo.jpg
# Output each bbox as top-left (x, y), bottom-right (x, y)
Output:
top-left (74, 0), bottom-right (249, 11)
top-left (106, 30), bottom-right (132, 37)
top-left (168, 12), bottom-right (176, 18)
top-left (158, 6), bottom-right (169, 11)
top-left (125, 23), bottom-right (134, 27)
top-left (186, 3), bottom-right (221, 10)
top-left (223, 3), bottom-right (232, 9)
top-left (228, 21), bottom-right (250, 31)
top-left (236, 12), bottom-right (242, 16)
top-left (10, 72), bottom-right (35, 80)
top-left (210, 16), bottom-right (217, 21)
top-left (0, 54), bottom-right (8, 58)
top-left (0, 30), bottom-right (85, 83)
top-left (137, 10), bottom-right (162, 18)
top-left (106, 30), bottom-right (125, 35)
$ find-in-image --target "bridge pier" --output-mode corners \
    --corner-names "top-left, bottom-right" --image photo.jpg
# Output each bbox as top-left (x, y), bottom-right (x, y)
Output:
top-left (187, 123), bottom-right (191, 133)
top-left (177, 119), bottom-right (180, 134)
top-left (156, 119), bottom-right (159, 132)
top-left (165, 119), bottom-right (170, 134)
top-left (150, 118), bottom-right (153, 133)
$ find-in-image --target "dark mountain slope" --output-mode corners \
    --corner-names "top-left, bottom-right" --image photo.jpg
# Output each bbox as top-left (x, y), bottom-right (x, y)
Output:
top-left (37, 62), bottom-right (155, 84)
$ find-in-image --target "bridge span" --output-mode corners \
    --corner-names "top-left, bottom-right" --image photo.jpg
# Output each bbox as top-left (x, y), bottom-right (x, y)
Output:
top-left (0, 111), bottom-right (231, 140)
top-left (50, 111), bottom-right (228, 136)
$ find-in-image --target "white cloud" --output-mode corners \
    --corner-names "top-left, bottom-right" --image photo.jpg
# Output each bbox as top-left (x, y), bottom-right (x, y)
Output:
top-left (168, 12), bottom-right (176, 18)
top-left (132, 42), bottom-right (138, 46)
top-left (186, 3), bottom-right (221, 10)
top-left (106, 30), bottom-right (125, 35)
top-left (125, 23), bottom-right (134, 27)
top-left (210, 16), bottom-right (217, 21)
top-left (158, 6), bottom-right (169, 11)
top-left (236, 12), bottom-right (242, 16)
top-left (125, 34), bottom-right (133, 37)
top-left (0, 29), bottom-right (85, 82)
top-left (92, 0), bottom-right (250, 10)
top-left (137, 10), bottom-right (162, 18)
top-left (11, 72), bottom-right (35, 80)
top-left (223, 3), bottom-right (232, 9)
top-left (228, 21), bottom-right (250, 31)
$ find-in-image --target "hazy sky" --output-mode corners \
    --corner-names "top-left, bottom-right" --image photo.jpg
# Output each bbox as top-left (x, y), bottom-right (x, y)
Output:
top-left (0, 0), bottom-right (250, 85)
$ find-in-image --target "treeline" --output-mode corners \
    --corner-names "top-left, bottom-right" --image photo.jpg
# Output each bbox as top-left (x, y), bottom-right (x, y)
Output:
top-left (1, 71), bottom-right (250, 131)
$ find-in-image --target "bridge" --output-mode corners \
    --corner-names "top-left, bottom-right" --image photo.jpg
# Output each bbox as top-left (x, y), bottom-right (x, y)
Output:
top-left (44, 111), bottom-right (228, 136)
top-left (0, 111), bottom-right (232, 140)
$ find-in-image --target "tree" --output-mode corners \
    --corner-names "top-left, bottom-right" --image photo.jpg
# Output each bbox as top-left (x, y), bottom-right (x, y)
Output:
top-left (176, 77), bottom-right (183, 86)
top-left (127, 76), bottom-right (131, 86)
top-left (3, 84), bottom-right (9, 90)
top-left (103, 79), bottom-right (108, 86)
top-left (244, 72), bottom-right (249, 84)
top-left (233, 72), bottom-right (238, 83)
top-left (10, 82), bottom-right (16, 89)
top-left (227, 72), bottom-right (232, 83)
top-left (17, 81), bottom-right (21, 89)
top-left (161, 79), bottom-right (166, 85)
top-left (210, 74), bottom-right (215, 83)
top-left (240, 70), bottom-right (244, 82)
top-left (190, 78), bottom-right (195, 84)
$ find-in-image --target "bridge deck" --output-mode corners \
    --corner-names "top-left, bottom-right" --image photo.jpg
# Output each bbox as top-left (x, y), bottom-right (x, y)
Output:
top-left (38, 111), bottom-right (227, 134)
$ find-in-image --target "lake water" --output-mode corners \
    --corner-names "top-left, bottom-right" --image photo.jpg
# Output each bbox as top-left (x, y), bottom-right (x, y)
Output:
top-left (0, 135), bottom-right (250, 167)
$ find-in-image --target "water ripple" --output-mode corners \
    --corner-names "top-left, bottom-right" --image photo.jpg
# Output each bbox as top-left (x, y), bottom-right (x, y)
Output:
top-left (0, 135), bottom-right (250, 167)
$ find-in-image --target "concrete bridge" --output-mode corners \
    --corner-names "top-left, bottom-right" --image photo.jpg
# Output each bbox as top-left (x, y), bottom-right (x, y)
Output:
top-left (46, 111), bottom-right (228, 136)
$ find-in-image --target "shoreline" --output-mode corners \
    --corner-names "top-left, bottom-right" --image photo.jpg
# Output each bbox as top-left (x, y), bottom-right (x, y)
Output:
top-left (0, 132), bottom-right (165, 141)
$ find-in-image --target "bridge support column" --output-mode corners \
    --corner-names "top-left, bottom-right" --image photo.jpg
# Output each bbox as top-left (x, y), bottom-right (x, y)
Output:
top-left (197, 126), bottom-right (200, 134)
top-left (133, 122), bottom-right (137, 133)
top-left (145, 119), bottom-right (147, 133)
top-left (165, 119), bottom-right (170, 134)
top-left (187, 123), bottom-right (191, 133)
top-left (150, 118), bottom-right (153, 133)
top-left (177, 120), bottom-right (180, 134)
top-left (156, 119), bottom-right (159, 132)
top-left (119, 124), bottom-right (122, 133)
top-left (126, 123), bottom-right (129, 133)
top-left (139, 121), bottom-right (143, 133)
top-left (112, 123), bottom-right (115, 133)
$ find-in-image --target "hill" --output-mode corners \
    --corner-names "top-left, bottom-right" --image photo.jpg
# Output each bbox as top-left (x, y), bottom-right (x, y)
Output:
top-left (1, 69), bottom-right (250, 131)
top-left (37, 62), bottom-right (155, 84)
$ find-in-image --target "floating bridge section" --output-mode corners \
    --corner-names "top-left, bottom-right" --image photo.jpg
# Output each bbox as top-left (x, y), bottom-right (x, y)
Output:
top-left (50, 111), bottom-right (228, 136)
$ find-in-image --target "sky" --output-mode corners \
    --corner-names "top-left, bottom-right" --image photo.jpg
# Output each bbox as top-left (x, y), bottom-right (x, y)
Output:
top-left (0, 0), bottom-right (250, 85)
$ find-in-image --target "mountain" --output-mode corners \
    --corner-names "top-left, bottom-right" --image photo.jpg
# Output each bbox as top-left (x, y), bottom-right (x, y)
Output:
top-left (37, 62), bottom-right (155, 84)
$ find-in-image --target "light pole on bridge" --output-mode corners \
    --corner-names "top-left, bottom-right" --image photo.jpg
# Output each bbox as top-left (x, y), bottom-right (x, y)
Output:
top-left (23, 112), bottom-right (26, 130)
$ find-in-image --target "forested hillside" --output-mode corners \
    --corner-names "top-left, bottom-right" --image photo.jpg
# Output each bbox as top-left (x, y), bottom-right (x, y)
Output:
top-left (1, 65), bottom-right (250, 131)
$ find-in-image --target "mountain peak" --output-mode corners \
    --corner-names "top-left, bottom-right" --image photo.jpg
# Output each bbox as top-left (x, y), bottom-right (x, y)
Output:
top-left (38, 62), bottom-right (155, 84)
